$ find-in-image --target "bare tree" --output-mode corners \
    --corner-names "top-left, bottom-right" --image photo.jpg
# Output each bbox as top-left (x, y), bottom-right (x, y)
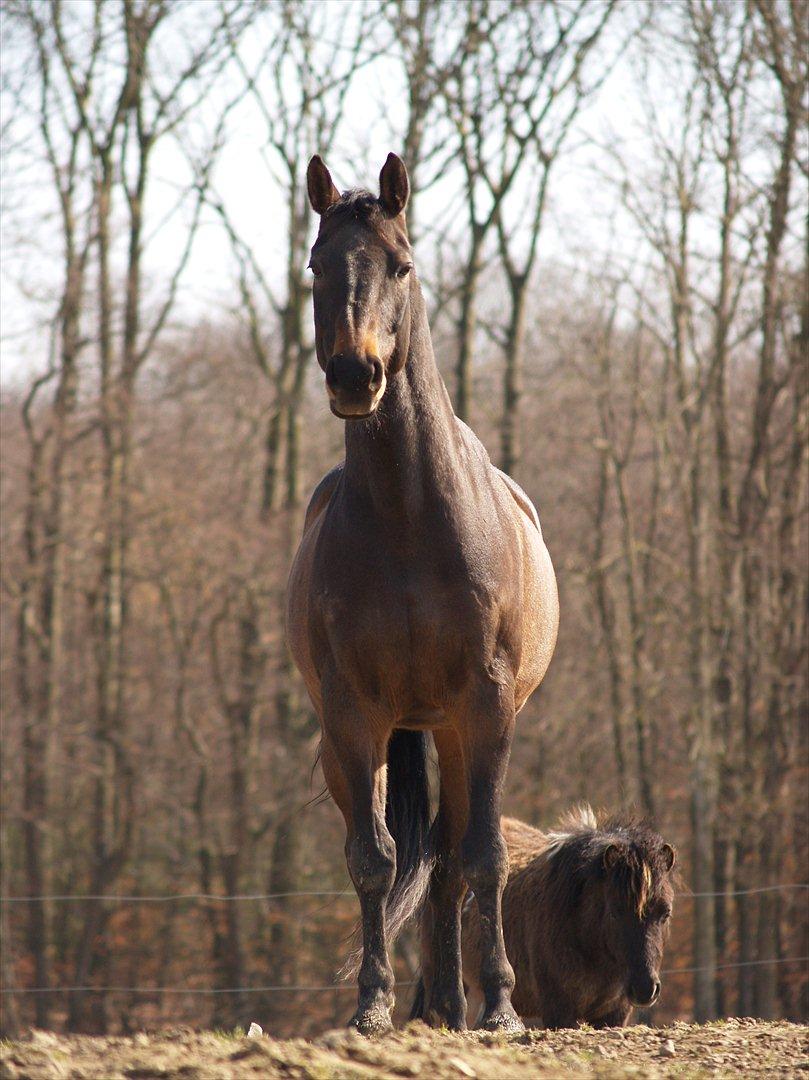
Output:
top-left (492, 0), bottom-right (617, 478)
top-left (12, 0), bottom-right (258, 1030)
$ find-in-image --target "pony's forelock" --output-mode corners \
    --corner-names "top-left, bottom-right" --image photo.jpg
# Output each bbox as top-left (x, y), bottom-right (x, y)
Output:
top-left (542, 807), bottom-right (674, 918)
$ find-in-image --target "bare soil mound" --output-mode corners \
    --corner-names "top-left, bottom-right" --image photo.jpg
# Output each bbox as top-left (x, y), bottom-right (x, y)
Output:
top-left (2, 1019), bottom-right (806, 1079)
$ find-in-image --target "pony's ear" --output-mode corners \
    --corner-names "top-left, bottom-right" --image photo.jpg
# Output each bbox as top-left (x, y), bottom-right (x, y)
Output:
top-left (602, 843), bottom-right (623, 871)
top-left (379, 152), bottom-right (409, 218)
top-left (307, 155), bottom-right (340, 215)
top-left (660, 844), bottom-right (676, 872)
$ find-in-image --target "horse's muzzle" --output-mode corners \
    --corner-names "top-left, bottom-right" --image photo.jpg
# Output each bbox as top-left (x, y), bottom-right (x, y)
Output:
top-left (326, 353), bottom-right (385, 418)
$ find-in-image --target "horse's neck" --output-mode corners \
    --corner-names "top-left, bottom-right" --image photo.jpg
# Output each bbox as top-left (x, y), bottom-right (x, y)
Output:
top-left (343, 287), bottom-right (460, 516)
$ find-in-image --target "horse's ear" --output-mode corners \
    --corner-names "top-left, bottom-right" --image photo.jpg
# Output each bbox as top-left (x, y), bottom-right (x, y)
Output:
top-left (660, 844), bottom-right (676, 872)
top-left (379, 152), bottom-right (409, 218)
top-left (602, 843), bottom-right (622, 871)
top-left (307, 155), bottom-right (340, 215)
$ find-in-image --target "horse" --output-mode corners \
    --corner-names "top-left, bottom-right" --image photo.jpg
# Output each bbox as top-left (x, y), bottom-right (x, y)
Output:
top-left (413, 807), bottom-right (676, 1029)
top-left (286, 153), bottom-right (559, 1035)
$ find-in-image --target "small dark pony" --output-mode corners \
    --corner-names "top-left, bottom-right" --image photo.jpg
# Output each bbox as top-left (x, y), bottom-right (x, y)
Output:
top-left (413, 806), bottom-right (677, 1029)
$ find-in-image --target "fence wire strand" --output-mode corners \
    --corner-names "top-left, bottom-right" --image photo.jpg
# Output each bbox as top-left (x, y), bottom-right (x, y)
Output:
top-left (3, 886), bottom-right (806, 999)
top-left (2, 957), bottom-right (807, 995)
top-left (2, 883), bottom-right (807, 903)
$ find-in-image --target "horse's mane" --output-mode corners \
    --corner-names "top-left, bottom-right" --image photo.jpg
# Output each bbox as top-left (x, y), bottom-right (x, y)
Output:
top-left (540, 805), bottom-right (675, 917)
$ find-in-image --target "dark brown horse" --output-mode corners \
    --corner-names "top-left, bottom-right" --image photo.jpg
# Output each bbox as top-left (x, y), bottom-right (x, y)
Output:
top-left (286, 154), bottom-right (558, 1035)
top-left (413, 808), bottom-right (676, 1029)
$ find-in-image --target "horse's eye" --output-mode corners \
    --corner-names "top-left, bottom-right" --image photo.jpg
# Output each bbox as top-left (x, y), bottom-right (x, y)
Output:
top-left (395, 263), bottom-right (412, 279)
top-left (309, 263), bottom-right (323, 279)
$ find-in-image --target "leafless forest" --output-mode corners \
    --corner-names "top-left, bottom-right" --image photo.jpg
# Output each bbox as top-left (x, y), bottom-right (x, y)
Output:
top-left (0, 0), bottom-right (806, 1039)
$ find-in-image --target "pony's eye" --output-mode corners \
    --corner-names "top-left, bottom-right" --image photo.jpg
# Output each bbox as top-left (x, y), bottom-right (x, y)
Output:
top-left (309, 263), bottom-right (323, 279)
top-left (395, 263), bottom-right (412, 279)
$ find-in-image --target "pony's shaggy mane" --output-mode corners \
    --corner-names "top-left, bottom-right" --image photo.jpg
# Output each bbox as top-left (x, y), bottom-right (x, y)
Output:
top-left (544, 802), bottom-right (599, 855)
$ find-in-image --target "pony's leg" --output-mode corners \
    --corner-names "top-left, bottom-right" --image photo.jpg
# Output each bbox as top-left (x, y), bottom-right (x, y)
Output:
top-left (320, 717), bottom-right (395, 1035)
top-left (591, 1004), bottom-right (632, 1028)
top-left (464, 983), bottom-right (485, 1028)
top-left (422, 729), bottom-right (468, 1030)
top-left (460, 679), bottom-right (523, 1033)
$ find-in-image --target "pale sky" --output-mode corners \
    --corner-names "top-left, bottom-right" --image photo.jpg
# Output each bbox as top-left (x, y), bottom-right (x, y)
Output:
top-left (0, 2), bottom-right (792, 386)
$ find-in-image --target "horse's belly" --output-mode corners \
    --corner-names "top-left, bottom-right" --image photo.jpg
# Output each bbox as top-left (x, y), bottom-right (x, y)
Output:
top-left (514, 519), bottom-right (559, 712)
top-left (286, 514), bottom-right (328, 715)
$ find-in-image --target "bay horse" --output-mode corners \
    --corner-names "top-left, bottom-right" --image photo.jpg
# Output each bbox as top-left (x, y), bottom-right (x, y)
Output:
top-left (286, 153), bottom-right (559, 1035)
top-left (413, 808), bottom-right (677, 1028)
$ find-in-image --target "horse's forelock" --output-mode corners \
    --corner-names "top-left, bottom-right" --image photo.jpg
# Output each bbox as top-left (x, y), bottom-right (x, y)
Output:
top-left (322, 188), bottom-right (379, 222)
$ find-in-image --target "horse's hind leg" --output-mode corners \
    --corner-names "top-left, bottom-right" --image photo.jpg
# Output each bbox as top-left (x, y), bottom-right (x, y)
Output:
top-left (460, 679), bottom-right (523, 1033)
top-left (320, 716), bottom-right (395, 1035)
top-left (422, 729), bottom-right (468, 1030)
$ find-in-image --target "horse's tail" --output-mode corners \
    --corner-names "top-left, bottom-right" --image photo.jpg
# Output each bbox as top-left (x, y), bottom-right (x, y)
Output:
top-left (409, 976), bottom-right (426, 1021)
top-left (340, 729), bottom-right (434, 979)
top-left (385, 729), bottom-right (434, 943)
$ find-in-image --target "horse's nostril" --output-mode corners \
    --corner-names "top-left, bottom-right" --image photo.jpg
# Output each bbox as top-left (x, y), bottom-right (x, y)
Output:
top-left (651, 981), bottom-right (661, 1003)
top-left (370, 359), bottom-right (383, 389)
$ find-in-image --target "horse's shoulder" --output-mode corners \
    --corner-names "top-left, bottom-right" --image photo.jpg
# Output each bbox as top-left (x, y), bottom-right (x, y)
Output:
top-left (303, 462), bottom-right (344, 533)
top-left (452, 419), bottom-right (543, 537)
top-left (493, 469), bottom-right (542, 536)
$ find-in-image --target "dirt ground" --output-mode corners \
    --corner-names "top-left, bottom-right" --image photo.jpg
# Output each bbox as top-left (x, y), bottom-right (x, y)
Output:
top-left (2, 1019), bottom-right (807, 1079)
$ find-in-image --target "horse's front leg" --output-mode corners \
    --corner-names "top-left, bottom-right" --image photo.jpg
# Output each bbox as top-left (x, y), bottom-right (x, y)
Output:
top-left (320, 708), bottom-right (395, 1035)
top-left (460, 678), bottom-right (523, 1033)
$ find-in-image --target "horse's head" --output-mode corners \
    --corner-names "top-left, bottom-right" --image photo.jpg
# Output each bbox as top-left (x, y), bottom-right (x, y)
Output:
top-left (306, 153), bottom-right (413, 420)
top-left (595, 828), bottom-right (676, 1008)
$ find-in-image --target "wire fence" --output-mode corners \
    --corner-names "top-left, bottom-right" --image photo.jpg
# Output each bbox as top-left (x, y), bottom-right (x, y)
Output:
top-left (2, 883), bottom-right (807, 903)
top-left (0, 891), bottom-right (351, 903)
top-left (3, 885), bottom-right (806, 999)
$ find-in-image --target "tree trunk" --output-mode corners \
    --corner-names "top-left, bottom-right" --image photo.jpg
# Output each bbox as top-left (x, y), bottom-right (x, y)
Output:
top-left (735, 813), bottom-right (758, 1014)
top-left (195, 770), bottom-right (230, 1029)
top-left (455, 228), bottom-right (484, 423)
top-left (712, 830), bottom-right (731, 1016)
top-left (0, 828), bottom-right (21, 1037)
top-left (753, 831), bottom-right (780, 1019)
top-left (500, 277), bottom-right (527, 478)
top-left (591, 449), bottom-right (629, 798)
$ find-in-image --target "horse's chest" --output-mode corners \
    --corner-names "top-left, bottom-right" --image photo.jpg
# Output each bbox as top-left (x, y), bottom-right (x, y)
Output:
top-left (315, 527), bottom-right (507, 701)
top-left (323, 556), bottom-right (492, 643)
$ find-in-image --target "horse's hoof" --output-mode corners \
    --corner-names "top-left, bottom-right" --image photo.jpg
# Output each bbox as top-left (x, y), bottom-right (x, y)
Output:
top-left (479, 1007), bottom-right (524, 1034)
top-left (348, 1006), bottom-right (393, 1037)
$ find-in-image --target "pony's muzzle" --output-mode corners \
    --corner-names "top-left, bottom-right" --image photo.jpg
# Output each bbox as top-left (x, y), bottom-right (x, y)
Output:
top-left (326, 353), bottom-right (385, 418)
top-left (629, 977), bottom-right (660, 1008)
